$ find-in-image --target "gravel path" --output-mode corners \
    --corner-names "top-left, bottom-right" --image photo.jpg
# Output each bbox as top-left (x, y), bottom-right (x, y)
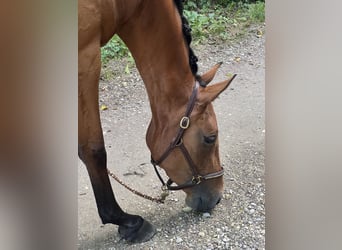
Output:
top-left (78, 25), bottom-right (265, 250)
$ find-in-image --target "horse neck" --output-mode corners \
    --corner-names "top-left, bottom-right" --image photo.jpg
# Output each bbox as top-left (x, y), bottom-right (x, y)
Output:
top-left (118, 0), bottom-right (195, 128)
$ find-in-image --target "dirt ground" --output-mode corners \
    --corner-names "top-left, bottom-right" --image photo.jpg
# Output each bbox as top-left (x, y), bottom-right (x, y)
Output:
top-left (78, 25), bottom-right (265, 250)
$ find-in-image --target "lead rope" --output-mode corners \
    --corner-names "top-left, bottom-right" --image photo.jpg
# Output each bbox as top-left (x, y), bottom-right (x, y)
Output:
top-left (107, 168), bottom-right (169, 203)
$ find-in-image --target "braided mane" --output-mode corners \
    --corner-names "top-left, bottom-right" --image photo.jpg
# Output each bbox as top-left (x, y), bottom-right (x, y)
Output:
top-left (173, 0), bottom-right (199, 77)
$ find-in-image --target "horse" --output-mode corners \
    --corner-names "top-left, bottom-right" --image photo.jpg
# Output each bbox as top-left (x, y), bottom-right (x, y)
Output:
top-left (78, 0), bottom-right (236, 243)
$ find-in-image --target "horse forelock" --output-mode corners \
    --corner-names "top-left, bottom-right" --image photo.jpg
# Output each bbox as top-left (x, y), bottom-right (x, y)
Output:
top-left (173, 0), bottom-right (199, 77)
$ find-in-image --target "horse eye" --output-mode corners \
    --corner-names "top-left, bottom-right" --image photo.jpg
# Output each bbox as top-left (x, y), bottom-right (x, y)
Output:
top-left (203, 134), bottom-right (217, 144)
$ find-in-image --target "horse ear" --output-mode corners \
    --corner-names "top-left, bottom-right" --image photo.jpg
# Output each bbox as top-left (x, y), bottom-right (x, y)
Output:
top-left (198, 74), bottom-right (237, 105)
top-left (200, 62), bottom-right (223, 86)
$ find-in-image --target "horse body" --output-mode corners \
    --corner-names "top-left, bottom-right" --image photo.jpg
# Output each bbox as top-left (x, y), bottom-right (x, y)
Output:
top-left (79, 0), bottom-right (236, 243)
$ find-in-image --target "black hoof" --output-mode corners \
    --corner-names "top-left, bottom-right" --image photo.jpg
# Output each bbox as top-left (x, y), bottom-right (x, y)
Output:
top-left (118, 219), bottom-right (156, 243)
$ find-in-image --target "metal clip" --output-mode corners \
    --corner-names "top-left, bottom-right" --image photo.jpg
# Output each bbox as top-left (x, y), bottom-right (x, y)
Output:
top-left (175, 138), bottom-right (183, 147)
top-left (180, 116), bottom-right (190, 129)
top-left (160, 186), bottom-right (170, 201)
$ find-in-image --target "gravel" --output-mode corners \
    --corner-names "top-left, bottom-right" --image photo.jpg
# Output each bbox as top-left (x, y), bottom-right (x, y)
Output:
top-left (78, 24), bottom-right (265, 250)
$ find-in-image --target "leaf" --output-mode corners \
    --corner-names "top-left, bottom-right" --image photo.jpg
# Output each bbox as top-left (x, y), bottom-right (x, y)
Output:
top-left (256, 29), bottom-right (263, 37)
top-left (125, 64), bottom-right (130, 74)
top-left (100, 104), bottom-right (108, 111)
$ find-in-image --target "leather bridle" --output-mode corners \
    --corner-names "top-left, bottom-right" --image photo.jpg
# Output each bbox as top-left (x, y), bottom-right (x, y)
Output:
top-left (150, 81), bottom-right (224, 191)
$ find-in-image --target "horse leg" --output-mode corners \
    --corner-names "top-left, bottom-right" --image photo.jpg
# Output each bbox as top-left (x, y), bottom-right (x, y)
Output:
top-left (78, 41), bottom-right (156, 243)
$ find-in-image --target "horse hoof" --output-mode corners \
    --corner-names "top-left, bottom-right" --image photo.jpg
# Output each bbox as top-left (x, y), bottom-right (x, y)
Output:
top-left (118, 219), bottom-right (156, 243)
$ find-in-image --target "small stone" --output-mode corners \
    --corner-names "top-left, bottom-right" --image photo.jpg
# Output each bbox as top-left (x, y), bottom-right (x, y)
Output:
top-left (249, 209), bottom-right (255, 214)
top-left (202, 212), bottom-right (211, 218)
top-left (182, 206), bottom-right (192, 212)
top-left (223, 194), bottom-right (230, 200)
top-left (176, 237), bottom-right (183, 243)
top-left (199, 231), bottom-right (205, 237)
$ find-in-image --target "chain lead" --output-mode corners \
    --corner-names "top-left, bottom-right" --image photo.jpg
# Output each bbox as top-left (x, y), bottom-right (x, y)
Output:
top-left (107, 168), bottom-right (166, 203)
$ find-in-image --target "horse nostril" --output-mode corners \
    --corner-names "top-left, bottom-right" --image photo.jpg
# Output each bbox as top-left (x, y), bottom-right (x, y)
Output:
top-left (216, 198), bottom-right (221, 204)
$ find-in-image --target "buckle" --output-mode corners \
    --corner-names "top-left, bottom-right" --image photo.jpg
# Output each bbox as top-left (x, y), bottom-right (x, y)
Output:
top-left (192, 175), bottom-right (202, 185)
top-left (180, 116), bottom-right (190, 129)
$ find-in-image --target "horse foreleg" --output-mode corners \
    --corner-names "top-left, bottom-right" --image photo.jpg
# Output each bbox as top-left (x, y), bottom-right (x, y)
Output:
top-left (78, 41), bottom-right (155, 242)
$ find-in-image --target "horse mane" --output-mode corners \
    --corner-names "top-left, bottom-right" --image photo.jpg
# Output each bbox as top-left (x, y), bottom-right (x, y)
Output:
top-left (173, 0), bottom-right (200, 78)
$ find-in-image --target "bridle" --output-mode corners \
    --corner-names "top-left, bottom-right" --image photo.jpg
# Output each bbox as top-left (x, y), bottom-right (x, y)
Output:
top-left (150, 81), bottom-right (224, 191)
top-left (107, 80), bottom-right (224, 203)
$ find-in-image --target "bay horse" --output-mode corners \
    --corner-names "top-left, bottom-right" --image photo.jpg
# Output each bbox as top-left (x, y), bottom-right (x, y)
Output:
top-left (78, 0), bottom-right (236, 243)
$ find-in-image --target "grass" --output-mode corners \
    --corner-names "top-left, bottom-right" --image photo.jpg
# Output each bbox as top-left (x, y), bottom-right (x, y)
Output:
top-left (101, 1), bottom-right (264, 66)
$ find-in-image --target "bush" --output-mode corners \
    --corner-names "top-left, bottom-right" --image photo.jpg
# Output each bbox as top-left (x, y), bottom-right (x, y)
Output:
top-left (183, 9), bottom-right (236, 42)
top-left (101, 35), bottom-right (130, 63)
top-left (247, 1), bottom-right (265, 23)
top-left (183, 1), bottom-right (265, 42)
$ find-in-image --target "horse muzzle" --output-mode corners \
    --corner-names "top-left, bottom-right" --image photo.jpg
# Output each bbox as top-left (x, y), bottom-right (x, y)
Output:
top-left (184, 184), bottom-right (223, 212)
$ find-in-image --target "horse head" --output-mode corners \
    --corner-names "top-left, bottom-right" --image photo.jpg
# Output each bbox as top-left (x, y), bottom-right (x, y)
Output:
top-left (147, 63), bottom-right (236, 212)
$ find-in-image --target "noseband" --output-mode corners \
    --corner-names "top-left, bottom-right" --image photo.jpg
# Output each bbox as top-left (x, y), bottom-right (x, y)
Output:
top-left (150, 81), bottom-right (224, 191)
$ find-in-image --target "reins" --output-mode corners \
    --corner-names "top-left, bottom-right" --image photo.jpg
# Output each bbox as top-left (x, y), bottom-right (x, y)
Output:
top-left (107, 80), bottom-right (224, 203)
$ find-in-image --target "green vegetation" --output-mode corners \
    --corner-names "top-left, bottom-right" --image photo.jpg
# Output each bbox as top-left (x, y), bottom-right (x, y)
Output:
top-left (183, 0), bottom-right (265, 42)
top-left (246, 1), bottom-right (265, 23)
top-left (100, 35), bottom-right (129, 64)
top-left (101, 1), bottom-right (264, 66)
